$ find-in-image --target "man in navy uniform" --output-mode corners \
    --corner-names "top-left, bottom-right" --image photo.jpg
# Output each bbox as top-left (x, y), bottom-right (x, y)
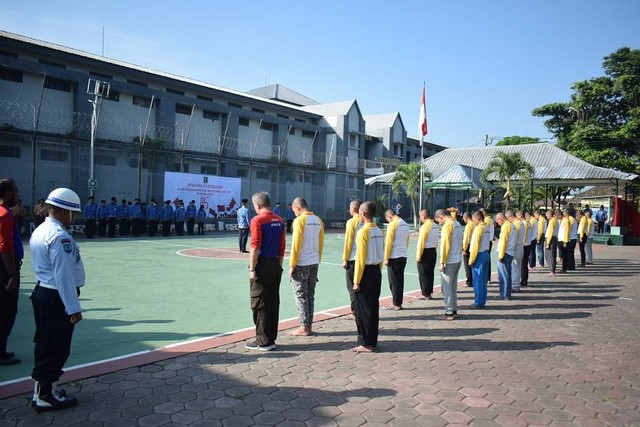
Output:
top-left (147, 199), bottom-right (160, 237)
top-left (237, 199), bottom-right (250, 253)
top-left (129, 199), bottom-right (143, 237)
top-left (119, 200), bottom-right (130, 237)
top-left (174, 201), bottom-right (186, 236)
top-left (83, 196), bottom-right (97, 239)
top-left (197, 205), bottom-right (207, 235)
top-left (107, 197), bottom-right (118, 238)
top-left (160, 201), bottom-right (173, 236)
top-left (186, 200), bottom-right (197, 235)
top-left (29, 188), bottom-right (85, 411)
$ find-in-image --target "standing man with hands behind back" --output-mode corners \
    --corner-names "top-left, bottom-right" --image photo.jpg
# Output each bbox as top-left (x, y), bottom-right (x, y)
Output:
top-left (30, 188), bottom-right (86, 411)
top-left (246, 192), bottom-right (285, 351)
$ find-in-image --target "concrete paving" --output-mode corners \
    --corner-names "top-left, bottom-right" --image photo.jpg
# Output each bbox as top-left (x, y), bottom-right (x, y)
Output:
top-left (1, 245), bottom-right (639, 426)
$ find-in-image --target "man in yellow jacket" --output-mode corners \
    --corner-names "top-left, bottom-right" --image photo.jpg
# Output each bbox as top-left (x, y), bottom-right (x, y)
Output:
top-left (534, 210), bottom-right (546, 267)
top-left (416, 209), bottom-right (439, 300)
top-left (383, 209), bottom-right (409, 310)
top-left (342, 199), bottom-right (362, 318)
top-left (288, 197), bottom-right (324, 337)
top-left (435, 209), bottom-right (463, 320)
top-left (584, 210), bottom-right (595, 265)
top-left (495, 212), bottom-right (517, 300)
top-left (461, 212), bottom-right (475, 289)
top-left (468, 211), bottom-right (491, 307)
top-left (558, 210), bottom-right (571, 274)
top-left (352, 201), bottom-right (384, 353)
top-left (577, 210), bottom-right (588, 268)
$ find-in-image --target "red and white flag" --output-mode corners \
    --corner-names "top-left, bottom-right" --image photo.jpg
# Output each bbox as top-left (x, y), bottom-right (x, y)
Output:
top-left (419, 84), bottom-right (428, 144)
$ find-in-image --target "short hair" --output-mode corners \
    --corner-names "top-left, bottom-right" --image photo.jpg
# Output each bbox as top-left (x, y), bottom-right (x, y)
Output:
top-left (505, 210), bottom-right (514, 218)
top-left (462, 212), bottom-right (471, 220)
top-left (495, 212), bottom-right (506, 221)
top-left (421, 209), bottom-right (431, 219)
top-left (359, 201), bottom-right (376, 219)
top-left (434, 209), bottom-right (450, 219)
top-left (0, 178), bottom-right (16, 197)
top-left (472, 210), bottom-right (484, 221)
top-left (101, 199), bottom-right (106, 203)
top-left (292, 197), bottom-right (308, 209)
top-left (384, 209), bottom-right (395, 218)
top-left (480, 208), bottom-right (488, 214)
top-left (252, 191), bottom-right (271, 208)
top-left (111, 197), bottom-right (117, 202)
top-left (350, 199), bottom-right (362, 211)
top-left (241, 198), bottom-right (248, 204)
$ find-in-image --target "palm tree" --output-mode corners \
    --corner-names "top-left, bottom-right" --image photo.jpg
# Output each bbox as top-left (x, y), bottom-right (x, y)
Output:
top-left (391, 162), bottom-right (432, 229)
top-left (481, 151), bottom-right (534, 210)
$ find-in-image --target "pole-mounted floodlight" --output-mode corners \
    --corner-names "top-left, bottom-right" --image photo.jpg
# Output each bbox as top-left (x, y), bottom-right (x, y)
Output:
top-left (87, 78), bottom-right (110, 197)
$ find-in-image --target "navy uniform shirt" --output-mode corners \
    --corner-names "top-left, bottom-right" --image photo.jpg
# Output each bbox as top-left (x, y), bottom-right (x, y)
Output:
top-left (130, 203), bottom-right (143, 219)
top-left (147, 204), bottom-right (160, 220)
top-left (174, 206), bottom-right (187, 221)
top-left (118, 204), bottom-right (130, 219)
top-left (107, 202), bottom-right (119, 218)
top-left (186, 204), bottom-right (197, 218)
top-left (84, 203), bottom-right (98, 219)
top-left (197, 209), bottom-right (207, 222)
top-left (97, 205), bottom-right (108, 219)
top-left (161, 205), bottom-right (173, 221)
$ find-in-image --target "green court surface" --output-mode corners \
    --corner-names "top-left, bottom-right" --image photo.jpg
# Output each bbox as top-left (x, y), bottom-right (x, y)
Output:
top-left (1, 231), bottom-right (495, 384)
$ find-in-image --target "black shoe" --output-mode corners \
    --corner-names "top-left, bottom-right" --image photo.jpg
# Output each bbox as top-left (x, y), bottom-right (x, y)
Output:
top-left (0, 353), bottom-right (20, 365)
top-left (32, 392), bottom-right (77, 412)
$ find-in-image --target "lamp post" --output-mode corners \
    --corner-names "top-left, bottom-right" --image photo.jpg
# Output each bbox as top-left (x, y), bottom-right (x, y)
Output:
top-left (87, 79), bottom-right (110, 197)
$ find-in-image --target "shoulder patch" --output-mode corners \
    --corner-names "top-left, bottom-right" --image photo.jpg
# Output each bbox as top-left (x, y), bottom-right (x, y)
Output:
top-left (61, 238), bottom-right (73, 253)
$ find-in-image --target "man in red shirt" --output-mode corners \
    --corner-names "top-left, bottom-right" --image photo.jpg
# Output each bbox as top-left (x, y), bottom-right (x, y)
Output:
top-left (0, 178), bottom-right (22, 365)
top-left (246, 192), bottom-right (286, 351)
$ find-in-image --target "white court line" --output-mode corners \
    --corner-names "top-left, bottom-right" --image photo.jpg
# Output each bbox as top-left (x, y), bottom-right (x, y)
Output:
top-left (140, 240), bottom-right (200, 248)
top-left (619, 297), bottom-right (633, 301)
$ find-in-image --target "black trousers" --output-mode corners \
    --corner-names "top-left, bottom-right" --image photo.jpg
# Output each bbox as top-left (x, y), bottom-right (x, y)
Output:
top-left (597, 221), bottom-right (605, 233)
top-left (98, 219), bottom-right (107, 237)
top-left (187, 218), bottom-right (195, 235)
top-left (162, 220), bottom-right (171, 236)
top-left (176, 221), bottom-right (185, 236)
top-left (107, 217), bottom-right (117, 237)
top-left (30, 286), bottom-right (75, 384)
top-left (85, 219), bottom-right (96, 238)
top-left (521, 245), bottom-right (530, 285)
top-left (148, 220), bottom-right (158, 237)
top-left (251, 258), bottom-right (282, 347)
top-left (463, 250), bottom-right (472, 287)
top-left (528, 240), bottom-right (537, 268)
top-left (559, 240), bottom-right (568, 272)
top-left (345, 260), bottom-right (356, 313)
top-left (354, 265), bottom-right (381, 347)
top-left (387, 257), bottom-right (406, 307)
top-left (568, 239), bottom-right (577, 270)
top-left (119, 218), bottom-right (128, 236)
top-left (239, 228), bottom-right (249, 251)
top-left (578, 236), bottom-right (587, 266)
top-left (287, 219), bottom-right (293, 233)
top-left (131, 218), bottom-right (142, 237)
top-left (417, 248), bottom-right (436, 297)
top-left (197, 222), bottom-right (205, 235)
top-left (0, 257), bottom-right (20, 355)
top-left (546, 237), bottom-right (558, 273)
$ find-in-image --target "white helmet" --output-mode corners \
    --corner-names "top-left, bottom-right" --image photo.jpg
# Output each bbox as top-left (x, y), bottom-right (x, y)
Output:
top-left (45, 188), bottom-right (82, 212)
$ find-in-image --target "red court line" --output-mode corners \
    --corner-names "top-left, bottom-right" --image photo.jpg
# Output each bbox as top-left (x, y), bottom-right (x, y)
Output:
top-left (0, 272), bottom-right (498, 399)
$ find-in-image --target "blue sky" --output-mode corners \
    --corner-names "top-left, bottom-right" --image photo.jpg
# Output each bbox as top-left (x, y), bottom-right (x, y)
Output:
top-left (2, 1), bottom-right (639, 148)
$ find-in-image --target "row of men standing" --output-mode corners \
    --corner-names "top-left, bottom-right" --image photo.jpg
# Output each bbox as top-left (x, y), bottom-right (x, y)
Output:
top-left (83, 197), bottom-right (209, 238)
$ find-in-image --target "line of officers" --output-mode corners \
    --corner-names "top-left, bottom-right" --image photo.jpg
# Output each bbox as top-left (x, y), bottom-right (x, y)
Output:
top-left (82, 197), bottom-right (209, 238)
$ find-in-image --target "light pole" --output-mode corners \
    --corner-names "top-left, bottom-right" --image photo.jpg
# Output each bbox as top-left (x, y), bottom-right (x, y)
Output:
top-left (87, 79), bottom-right (110, 197)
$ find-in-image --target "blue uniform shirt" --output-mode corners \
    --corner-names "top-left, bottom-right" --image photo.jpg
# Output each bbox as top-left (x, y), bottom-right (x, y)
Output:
top-left (107, 203), bottom-right (119, 218)
top-left (29, 217), bottom-right (85, 315)
top-left (186, 205), bottom-right (197, 218)
top-left (97, 205), bottom-right (108, 219)
top-left (237, 206), bottom-right (250, 228)
top-left (174, 206), bottom-right (187, 221)
top-left (161, 205), bottom-right (174, 221)
top-left (130, 203), bottom-right (143, 219)
top-left (118, 205), bottom-right (130, 219)
top-left (147, 204), bottom-right (160, 220)
top-left (286, 208), bottom-right (294, 220)
top-left (197, 209), bottom-right (207, 222)
top-left (84, 203), bottom-right (98, 219)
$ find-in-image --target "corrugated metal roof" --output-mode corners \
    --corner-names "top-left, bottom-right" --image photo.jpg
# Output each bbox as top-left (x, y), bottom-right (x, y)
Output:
top-left (0, 30), bottom-right (321, 116)
top-left (426, 165), bottom-right (494, 189)
top-left (365, 143), bottom-right (638, 186)
top-left (301, 100), bottom-right (357, 117)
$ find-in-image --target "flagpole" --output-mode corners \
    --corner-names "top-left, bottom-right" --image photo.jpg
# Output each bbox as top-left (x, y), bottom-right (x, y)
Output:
top-left (419, 137), bottom-right (424, 211)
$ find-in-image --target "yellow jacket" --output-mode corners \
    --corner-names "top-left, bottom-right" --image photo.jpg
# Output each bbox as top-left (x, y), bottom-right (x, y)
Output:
top-left (560, 217), bottom-right (570, 243)
top-left (546, 217), bottom-right (558, 246)
top-left (578, 217), bottom-right (588, 239)
top-left (463, 221), bottom-right (475, 251)
top-left (416, 219), bottom-right (437, 261)
top-left (497, 221), bottom-right (513, 259)
top-left (342, 215), bottom-right (360, 262)
top-left (537, 216), bottom-right (547, 241)
top-left (468, 222), bottom-right (487, 265)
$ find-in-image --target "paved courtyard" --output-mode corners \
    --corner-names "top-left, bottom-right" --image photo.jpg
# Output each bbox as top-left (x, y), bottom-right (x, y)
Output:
top-left (1, 245), bottom-right (639, 426)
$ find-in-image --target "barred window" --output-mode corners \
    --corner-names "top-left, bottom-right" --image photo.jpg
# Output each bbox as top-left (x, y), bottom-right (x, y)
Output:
top-left (167, 87), bottom-right (184, 95)
top-left (174, 163), bottom-right (189, 172)
top-left (175, 104), bottom-right (192, 115)
top-left (228, 102), bottom-right (243, 109)
top-left (95, 154), bottom-right (117, 166)
top-left (239, 117), bottom-right (250, 127)
top-left (256, 170), bottom-right (270, 180)
top-left (197, 95), bottom-right (213, 102)
top-left (0, 145), bottom-right (20, 158)
top-left (252, 108), bottom-right (265, 114)
top-left (302, 130), bottom-right (315, 139)
top-left (295, 118), bottom-right (306, 124)
top-left (44, 77), bottom-right (72, 92)
top-left (289, 127), bottom-right (295, 135)
top-left (133, 96), bottom-right (151, 108)
top-left (105, 90), bottom-right (119, 102)
top-left (0, 69), bottom-right (23, 83)
top-left (277, 114), bottom-right (289, 119)
top-left (41, 149), bottom-right (68, 162)
top-left (236, 167), bottom-right (248, 177)
top-left (39, 59), bottom-right (65, 69)
top-left (201, 165), bottom-right (217, 175)
top-left (203, 110), bottom-right (219, 121)
top-left (90, 71), bottom-right (113, 80)
top-left (260, 122), bottom-right (274, 131)
top-left (127, 79), bottom-right (147, 87)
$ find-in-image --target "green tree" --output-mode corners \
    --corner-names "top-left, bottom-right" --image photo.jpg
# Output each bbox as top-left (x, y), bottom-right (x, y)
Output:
top-left (532, 47), bottom-right (640, 173)
top-left (495, 136), bottom-right (544, 146)
top-left (391, 162), bottom-right (432, 229)
top-left (481, 152), bottom-right (534, 210)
